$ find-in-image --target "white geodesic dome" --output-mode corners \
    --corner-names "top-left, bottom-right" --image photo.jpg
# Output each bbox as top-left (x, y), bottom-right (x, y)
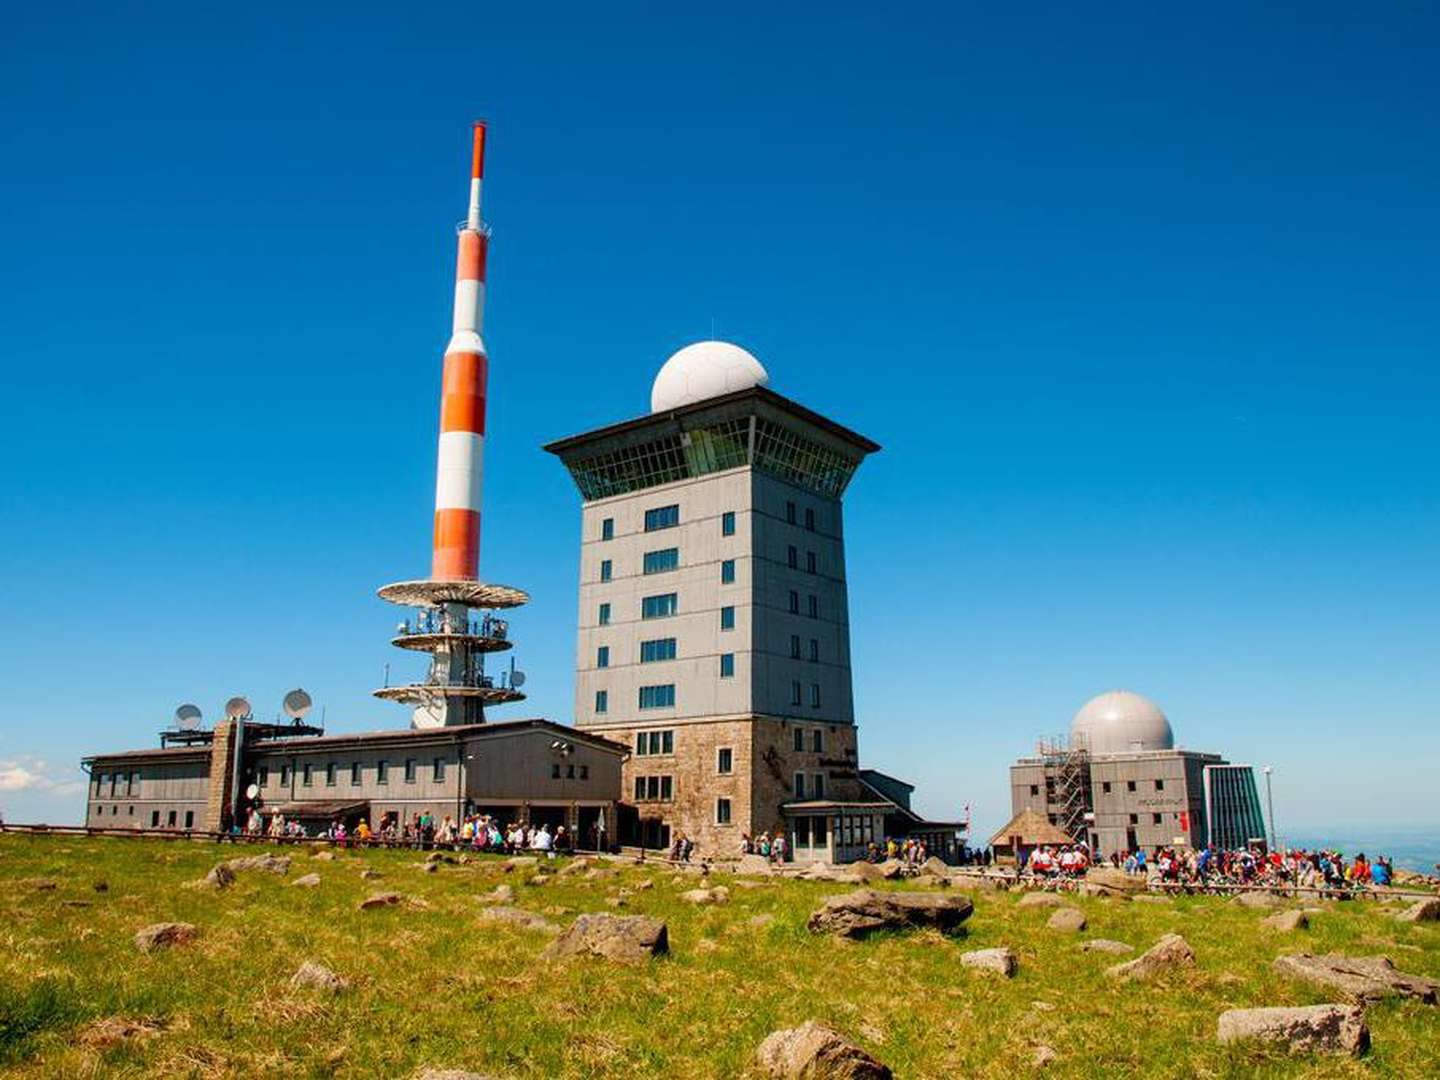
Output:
top-left (650, 340), bottom-right (769, 413)
top-left (1071, 690), bottom-right (1175, 756)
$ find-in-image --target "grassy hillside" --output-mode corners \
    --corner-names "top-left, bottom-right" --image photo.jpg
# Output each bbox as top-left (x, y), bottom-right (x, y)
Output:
top-left (1, 834), bottom-right (1437, 1078)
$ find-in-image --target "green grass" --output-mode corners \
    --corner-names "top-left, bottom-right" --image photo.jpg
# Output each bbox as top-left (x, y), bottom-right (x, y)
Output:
top-left (0, 834), bottom-right (1437, 1078)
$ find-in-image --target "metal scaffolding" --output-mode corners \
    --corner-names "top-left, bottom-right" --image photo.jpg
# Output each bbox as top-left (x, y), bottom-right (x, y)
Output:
top-left (1036, 736), bottom-right (1091, 843)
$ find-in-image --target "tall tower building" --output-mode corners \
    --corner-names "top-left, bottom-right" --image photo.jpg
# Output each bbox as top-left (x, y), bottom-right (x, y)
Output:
top-left (375, 122), bottom-right (529, 728)
top-left (546, 341), bottom-right (884, 853)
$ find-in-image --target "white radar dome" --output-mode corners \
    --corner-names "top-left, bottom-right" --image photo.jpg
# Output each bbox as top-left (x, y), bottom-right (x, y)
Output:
top-left (650, 340), bottom-right (769, 414)
top-left (1070, 690), bottom-right (1174, 756)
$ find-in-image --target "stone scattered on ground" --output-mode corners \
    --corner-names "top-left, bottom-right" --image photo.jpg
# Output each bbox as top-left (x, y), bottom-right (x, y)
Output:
top-left (557, 857), bottom-right (595, 876)
top-left (681, 886), bottom-right (731, 905)
top-left (1079, 867), bottom-right (1148, 897)
top-left (755, 1019), bottom-right (893, 1079)
top-left (1396, 898), bottom-right (1440, 924)
top-left (875, 859), bottom-right (906, 880)
top-left (290, 873), bottom-right (322, 889)
top-left (1216, 1004), bottom-right (1369, 1056)
top-left (1033, 1044), bottom-right (1058, 1068)
top-left (290, 960), bottom-right (349, 992)
top-left (479, 884), bottom-right (515, 904)
top-left (360, 869), bottom-right (383, 880)
top-left (358, 892), bottom-right (402, 911)
top-left (135, 922), bottom-right (198, 953)
top-left (28, 878), bottom-right (58, 891)
top-left (808, 889), bottom-right (973, 939)
top-left (911, 874), bottom-right (951, 889)
top-left (1272, 953), bottom-right (1440, 1005)
top-left (921, 856), bottom-right (951, 877)
top-left (413, 1070), bottom-right (500, 1080)
top-left (960, 947), bottom-right (1017, 977)
top-left (227, 854), bottom-right (291, 875)
top-left (738, 853), bottom-right (774, 876)
top-left (847, 861), bottom-right (885, 883)
top-left (1105, 934), bottom-right (1196, 982)
top-left (1017, 892), bottom-right (1066, 909)
top-left (1080, 939), bottom-right (1134, 955)
top-left (504, 856), bottom-right (539, 872)
top-left (419, 862), bottom-right (439, 874)
top-left (201, 863), bottom-right (236, 889)
top-left (634, 880), bottom-right (654, 891)
top-left (543, 913), bottom-right (669, 965)
top-left (1262, 909), bottom-right (1309, 932)
top-left (1047, 907), bottom-right (1087, 933)
top-left (1233, 891), bottom-right (1283, 909)
top-left (312, 850), bottom-right (336, 862)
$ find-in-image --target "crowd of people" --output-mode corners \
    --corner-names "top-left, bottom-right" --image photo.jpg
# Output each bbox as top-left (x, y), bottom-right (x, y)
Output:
top-left (1016, 839), bottom-right (1402, 892)
top-left (245, 809), bottom-right (596, 855)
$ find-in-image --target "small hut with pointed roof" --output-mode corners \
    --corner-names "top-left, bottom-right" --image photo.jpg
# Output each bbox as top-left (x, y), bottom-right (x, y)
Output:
top-left (989, 808), bottom-right (1074, 866)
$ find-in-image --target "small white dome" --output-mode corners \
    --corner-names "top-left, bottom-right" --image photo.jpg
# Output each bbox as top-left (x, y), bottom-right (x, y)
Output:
top-left (1071, 690), bottom-right (1174, 756)
top-left (650, 340), bottom-right (769, 413)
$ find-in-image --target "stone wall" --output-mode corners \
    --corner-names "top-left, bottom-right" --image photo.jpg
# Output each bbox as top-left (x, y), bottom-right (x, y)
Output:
top-left (202, 720), bottom-right (233, 832)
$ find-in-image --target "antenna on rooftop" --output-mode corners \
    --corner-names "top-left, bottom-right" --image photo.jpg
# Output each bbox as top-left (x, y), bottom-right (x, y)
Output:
top-left (224, 696), bottom-right (252, 720)
top-left (282, 688), bottom-right (313, 721)
top-left (174, 703), bottom-right (202, 730)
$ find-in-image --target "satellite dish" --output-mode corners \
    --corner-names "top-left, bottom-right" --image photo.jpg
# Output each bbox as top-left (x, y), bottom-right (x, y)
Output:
top-left (245, 783), bottom-right (259, 800)
top-left (224, 696), bottom-right (252, 719)
top-left (511, 670), bottom-right (526, 689)
top-left (174, 703), bottom-right (202, 730)
top-left (282, 688), bottom-right (313, 720)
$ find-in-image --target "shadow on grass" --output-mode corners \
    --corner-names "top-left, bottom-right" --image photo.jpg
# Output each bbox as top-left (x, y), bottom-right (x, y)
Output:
top-left (0, 980), bottom-right (84, 1064)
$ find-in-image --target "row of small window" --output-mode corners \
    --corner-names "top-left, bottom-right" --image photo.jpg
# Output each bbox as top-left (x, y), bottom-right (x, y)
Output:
top-left (593, 684), bottom-right (677, 714)
top-left (1031, 777), bottom-right (1166, 798)
top-left (599, 594), bottom-right (819, 628)
top-left (793, 728), bottom-right (826, 753)
top-left (600, 499), bottom-right (817, 543)
top-left (260, 757), bottom-right (446, 788)
top-left (550, 762), bottom-right (590, 780)
top-left (786, 546), bottom-right (819, 575)
top-left (600, 550), bottom-right (743, 583)
top-left (92, 804), bottom-right (195, 829)
top-left (93, 772), bottom-right (141, 796)
top-left (791, 681), bottom-right (823, 708)
top-left (596, 637), bottom-right (679, 667)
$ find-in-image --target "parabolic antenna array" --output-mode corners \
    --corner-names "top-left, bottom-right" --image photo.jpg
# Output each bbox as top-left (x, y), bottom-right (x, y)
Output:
top-left (174, 703), bottom-right (203, 730)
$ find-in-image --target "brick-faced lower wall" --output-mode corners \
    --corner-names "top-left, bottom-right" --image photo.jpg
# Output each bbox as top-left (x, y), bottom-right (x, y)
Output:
top-left (202, 720), bottom-right (233, 832)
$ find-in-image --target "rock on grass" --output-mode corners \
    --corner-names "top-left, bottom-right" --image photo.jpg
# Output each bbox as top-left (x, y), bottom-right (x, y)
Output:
top-left (1047, 907), bottom-right (1086, 932)
top-left (1272, 953), bottom-right (1440, 1004)
top-left (1080, 939), bottom-right (1134, 955)
top-left (1217, 1004), bottom-right (1369, 1056)
top-left (1017, 892), bottom-right (1065, 909)
top-left (1105, 934), bottom-right (1195, 982)
top-left (289, 873), bottom-right (321, 888)
top-left (960, 947), bottom-right (1017, 977)
top-left (358, 892), bottom-right (402, 910)
top-left (1396, 898), bottom-right (1440, 923)
top-left (477, 906), bottom-right (559, 934)
top-left (1261, 909), bottom-right (1308, 931)
top-left (290, 960), bottom-right (349, 992)
top-left (227, 854), bottom-right (291, 875)
top-left (135, 922), bottom-right (198, 953)
top-left (756, 1019), bottom-right (892, 1079)
top-left (807, 889), bottom-right (973, 939)
top-left (543, 913), bottom-right (668, 964)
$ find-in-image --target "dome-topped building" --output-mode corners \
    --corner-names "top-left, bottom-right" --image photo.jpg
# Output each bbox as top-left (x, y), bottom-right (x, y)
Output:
top-left (1070, 690), bottom-right (1174, 756)
top-left (650, 340), bottom-right (769, 413)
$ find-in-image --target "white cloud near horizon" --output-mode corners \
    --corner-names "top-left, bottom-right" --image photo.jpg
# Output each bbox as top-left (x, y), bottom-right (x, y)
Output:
top-left (0, 756), bottom-right (86, 797)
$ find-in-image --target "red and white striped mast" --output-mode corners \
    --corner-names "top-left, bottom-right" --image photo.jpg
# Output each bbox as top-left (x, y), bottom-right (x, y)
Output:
top-left (376, 123), bottom-right (529, 729)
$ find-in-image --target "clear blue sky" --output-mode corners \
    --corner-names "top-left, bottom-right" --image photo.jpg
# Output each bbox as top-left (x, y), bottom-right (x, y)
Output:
top-left (2, 3), bottom-right (1436, 840)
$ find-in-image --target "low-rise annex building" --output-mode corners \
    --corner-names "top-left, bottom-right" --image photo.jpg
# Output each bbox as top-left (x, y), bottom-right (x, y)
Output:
top-left (83, 716), bottom-right (627, 839)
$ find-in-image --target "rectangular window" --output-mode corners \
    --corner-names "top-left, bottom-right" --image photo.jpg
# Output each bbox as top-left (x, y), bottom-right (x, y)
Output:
top-left (794, 772), bottom-right (806, 798)
top-left (813, 815), bottom-right (828, 844)
top-left (808, 595), bottom-right (819, 619)
top-left (433, 757), bottom-right (445, 782)
top-left (258, 765), bottom-right (269, 788)
top-left (635, 733), bottom-right (646, 755)
top-left (634, 776), bottom-right (645, 800)
top-left (580, 765), bottom-right (589, 779)
top-left (94, 772), bottom-right (105, 795)
top-left (643, 547), bottom-right (679, 574)
top-left (662, 730), bottom-right (674, 754)
top-left (302, 764), bottom-right (313, 787)
top-left (1030, 784), bottom-right (1040, 796)
top-left (809, 638), bottom-right (819, 662)
top-left (552, 763), bottom-right (562, 779)
top-left (280, 765), bottom-right (291, 786)
top-left (377, 760), bottom-right (388, 784)
top-left (806, 551), bottom-right (817, 574)
top-left (1127, 780), bottom-right (1137, 792)
top-left (721, 511), bottom-right (735, 536)
top-left (110, 773), bottom-right (119, 796)
top-left (167, 810), bottom-right (177, 827)
top-left (720, 653), bottom-right (735, 677)
top-left (661, 776), bottom-right (673, 800)
top-left (598, 602), bottom-right (611, 625)
top-left (640, 637), bottom-right (677, 663)
top-left (404, 758), bottom-right (417, 783)
top-left (787, 545), bottom-right (798, 569)
top-left (128, 772), bottom-right (139, 796)
top-left (644, 504), bottom-right (680, 531)
top-left (600, 558), bottom-right (612, 582)
top-left (721, 558), bottom-right (735, 583)
top-left (150, 810), bottom-right (160, 827)
top-left (812, 773), bottom-right (825, 799)
top-left (601, 517), bottom-right (614, 540)
top-left (351, 762), bottom-right (361, 785)
top-left (788, 590), bottom-right (799, 614)
top-left (641, 593), bottom-right (678, 619)
top-left (791, 680), bottom-right (803, 706)
top-left (805, 507), bottom-right (815, 531)
top-left (1129, 813), bottom-right (1139, 825)
top-left (184, 810), bottom-right (194, 829)
top-left (812, 729), bottom-right (823, 752)
top-left (597, 645), bottom-right (609, 668)
top-left (793, 727), bottom-right (805, 752)
top-left (790, 634), bottom-right (801, 659)
top-left (595, 690), bottom-right (608, 713)
top-left (716, 798), bottom-right (732, 825)
top-left (720, 606), bottom-right (735, 630)
top-left (636, 729), bottom-right (675, 756)
top-left (325, 763), bottom-right (336, 787)
top-left (639, 684), bottom-right (676, 709)
top-left (810, 683), bottom-right (821, 708)
top-left (1102, 781), bottom-right (1112, 794)
top-left (1152, 813), bottom-right (1163, 825)
top-left (717, 747), bottom-right (733, 774)
top-left (786, 500), bottom-right (797, 524)
top-left (1155, 779), bottom-right (1165, 791)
